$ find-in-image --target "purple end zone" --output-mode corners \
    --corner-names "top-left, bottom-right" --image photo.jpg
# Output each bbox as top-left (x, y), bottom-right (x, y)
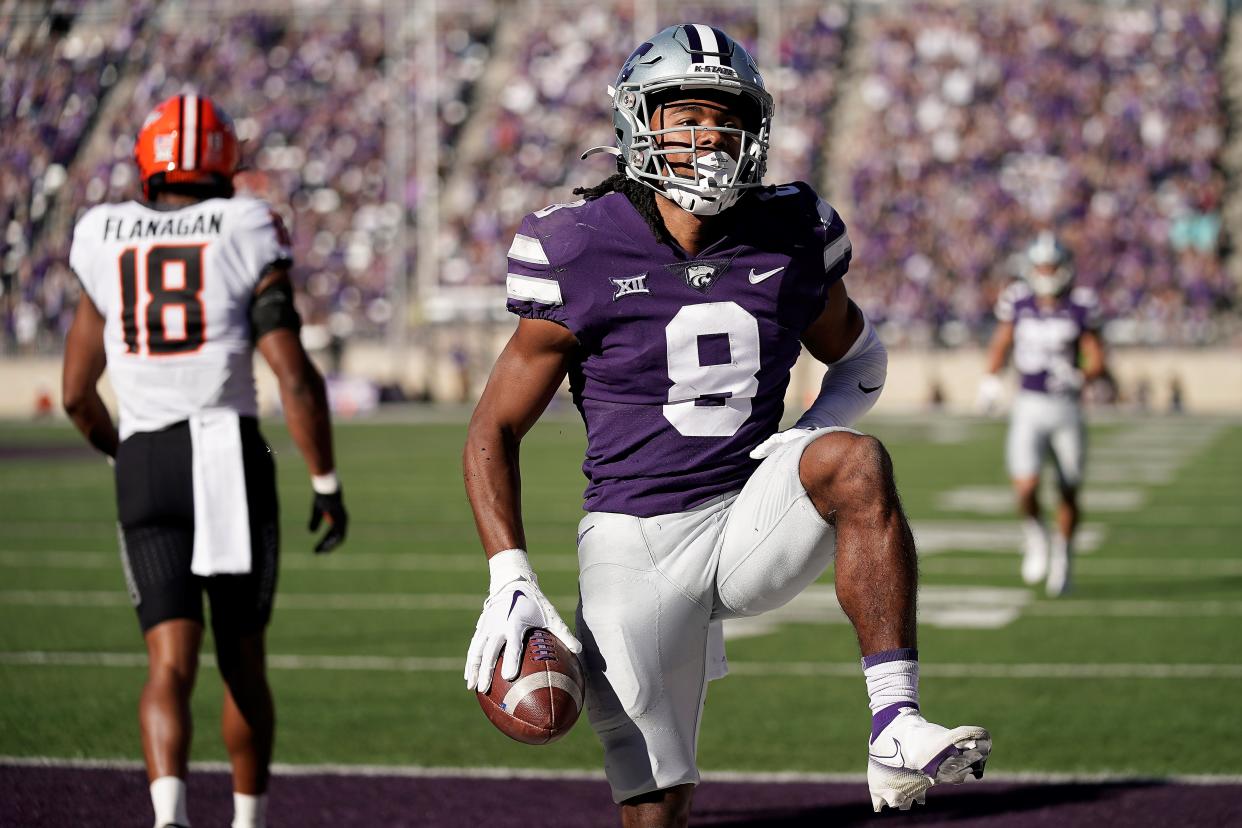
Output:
top-left (2, 765), bottom-right (1241, 827)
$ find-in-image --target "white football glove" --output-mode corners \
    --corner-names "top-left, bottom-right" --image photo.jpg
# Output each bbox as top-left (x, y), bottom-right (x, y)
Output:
top-left (1045, 361), bottom-right (1084, 395)
top-left (464, 548), bottom-right (581, 695)
top-left (975, 374), bottom-right (1005, 415)
top-left (749, 427), bottom-right (822, 460)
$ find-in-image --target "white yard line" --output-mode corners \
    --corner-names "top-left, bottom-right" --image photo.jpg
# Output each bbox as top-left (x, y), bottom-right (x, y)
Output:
top-left (3, 651), bottom-right (1240, 680)
top-left (7, 550), bottom-right (1239, 579)
top-left (4, 589), bottom-right (1240, 619)
top-left (0, 755), bottom-right (1239, 786)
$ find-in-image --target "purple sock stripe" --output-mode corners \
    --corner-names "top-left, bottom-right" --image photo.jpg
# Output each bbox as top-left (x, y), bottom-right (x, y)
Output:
top-left (921, 744), bottom-right (962, 777)
top-left (869, 702), bottom-right (919, 743)
top-left (861, 648), bottom-right (919, 669)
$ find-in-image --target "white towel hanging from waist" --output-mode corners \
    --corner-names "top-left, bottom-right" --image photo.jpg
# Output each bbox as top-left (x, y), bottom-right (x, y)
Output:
top-left (189, 410), bottom-right (252, 575)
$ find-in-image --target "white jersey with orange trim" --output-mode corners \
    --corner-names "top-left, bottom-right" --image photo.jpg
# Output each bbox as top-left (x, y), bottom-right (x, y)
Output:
top-left (69, 196), bottom-right (292, 440)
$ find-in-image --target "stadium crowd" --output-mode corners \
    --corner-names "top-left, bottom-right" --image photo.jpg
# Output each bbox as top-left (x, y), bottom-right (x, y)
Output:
top-left (1, 0), bottom-right (1235, 352)
top-left (2, 1), bottom-right (154, 351)
top-left (844, 1), bottom-right (1231, 345)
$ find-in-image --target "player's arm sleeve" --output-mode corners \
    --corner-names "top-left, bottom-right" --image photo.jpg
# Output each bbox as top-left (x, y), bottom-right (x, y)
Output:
top-left (504, 213), bottom-right (589, 342)
top-left (795, 307), bottom-right (887, 430)
top-left (250, 266), bottom-right (302, 339)
top-left (68, 208), bottom-right (106, 312)
top-left (226, 199), bottom-right (294, 289)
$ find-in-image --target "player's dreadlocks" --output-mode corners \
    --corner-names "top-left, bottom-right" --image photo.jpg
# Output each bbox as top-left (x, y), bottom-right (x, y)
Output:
top-left (573, 173), bottom-right (674, 246)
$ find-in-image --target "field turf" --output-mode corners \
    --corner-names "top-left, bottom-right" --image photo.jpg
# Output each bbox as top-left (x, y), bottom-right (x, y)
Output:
top-left (1, 413), bottom-right (1240, 780)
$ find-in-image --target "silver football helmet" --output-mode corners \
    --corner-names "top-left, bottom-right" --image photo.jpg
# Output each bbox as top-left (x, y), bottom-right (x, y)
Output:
top-left (583, 24), bottom-right (773, 216)
top-left (1024, 231), bottom-right (1073, 296)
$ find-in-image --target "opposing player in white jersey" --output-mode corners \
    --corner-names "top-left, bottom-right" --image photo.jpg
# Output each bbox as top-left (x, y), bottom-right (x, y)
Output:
top-left (61, 94), bottom-right (348, 828)
top-left (978, 232), bottom-right (1106, 597)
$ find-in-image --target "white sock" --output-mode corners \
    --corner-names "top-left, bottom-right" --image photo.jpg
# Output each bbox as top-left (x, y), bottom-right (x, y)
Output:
top-left (1022, 518), bottom-right (1048, 552)
top-left (1052, 533), bottom-right (1070, 558)
top-left (232, 792), bottom-right (267, 828)
top-left (862, 651), bottom-right (920, 713)
top-left (150, 776), bottom-right (189, 828)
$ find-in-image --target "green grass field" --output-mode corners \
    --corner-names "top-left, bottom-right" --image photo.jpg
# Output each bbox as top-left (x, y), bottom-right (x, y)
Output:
top-left (1, 413), bottom-right (1240, 777)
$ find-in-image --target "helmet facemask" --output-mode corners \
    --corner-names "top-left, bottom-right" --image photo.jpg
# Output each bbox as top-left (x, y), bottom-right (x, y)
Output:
top-left (583, 25), bottom-right (773, 217)
top-left (618, 84), bottom-right (770, 216)
top-left (1024, 232), bottom-right (1073, 297)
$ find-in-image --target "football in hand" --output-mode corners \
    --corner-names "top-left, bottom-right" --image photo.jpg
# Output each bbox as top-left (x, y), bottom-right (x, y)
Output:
top-left (476, 628), bottom-right (585, 745)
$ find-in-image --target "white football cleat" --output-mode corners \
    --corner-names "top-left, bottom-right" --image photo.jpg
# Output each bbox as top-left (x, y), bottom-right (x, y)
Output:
top-left (1046, 537), bottom-right (1072, 597)
top-left (1020, 521), bottom-right (1049, 585)
top-left (867, 706), bottom-right (991, 813)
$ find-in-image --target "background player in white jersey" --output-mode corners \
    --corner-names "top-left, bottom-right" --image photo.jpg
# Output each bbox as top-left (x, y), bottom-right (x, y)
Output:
top-left (978, 232), bottom-right (1107, 597)
top-left (61, 94), bottom-right (348, 828)
top-left (462, 25), bottom-right (990, 826)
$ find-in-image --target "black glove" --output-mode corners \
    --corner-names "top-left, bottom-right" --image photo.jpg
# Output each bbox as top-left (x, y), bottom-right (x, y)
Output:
top-left (308, 489), bottom-right (348, 554)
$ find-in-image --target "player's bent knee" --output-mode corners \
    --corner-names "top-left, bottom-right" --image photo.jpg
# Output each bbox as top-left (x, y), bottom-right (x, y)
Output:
top-left (800, 431), bottom-right (893, 506)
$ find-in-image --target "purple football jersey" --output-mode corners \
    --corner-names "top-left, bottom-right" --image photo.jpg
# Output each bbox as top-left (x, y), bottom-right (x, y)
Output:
top-left (506, 182), bottom-right (851, 517)
top-left (996, 282), bottom-right (1101, 395)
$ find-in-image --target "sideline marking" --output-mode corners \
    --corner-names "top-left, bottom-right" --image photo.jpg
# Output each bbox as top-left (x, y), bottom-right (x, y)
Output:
top-left (1, 756), bottom-right (1240, 787)
top-left (3, 651), bottom-right (1240, 679)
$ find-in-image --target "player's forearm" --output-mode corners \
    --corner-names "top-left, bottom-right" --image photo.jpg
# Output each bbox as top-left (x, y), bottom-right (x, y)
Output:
top-left (1080, 337), bottom-right (1106, 382)
top-left (983, 325), bottom-right (1013, 375)
top-left (795, 317), bottom-right (888, 429)
top-left (278, 366), bottom-right (335, 476)
top-left (463, 420), bottom-right (527, 557)
top-left (63, 390), bottom-right (119, 458)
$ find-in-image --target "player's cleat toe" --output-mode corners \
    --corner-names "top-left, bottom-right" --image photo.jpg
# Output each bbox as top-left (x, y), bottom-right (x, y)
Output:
top-left (1021, 546), bottom-right (1048, 585)
top-left (866, 707), bottom-right (991, 811)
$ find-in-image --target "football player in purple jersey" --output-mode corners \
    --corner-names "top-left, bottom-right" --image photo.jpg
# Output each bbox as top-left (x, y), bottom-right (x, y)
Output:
top-left (462, 24), bottom-right (990, 824)
top-left (978, 232), bottom-right (1107, 597)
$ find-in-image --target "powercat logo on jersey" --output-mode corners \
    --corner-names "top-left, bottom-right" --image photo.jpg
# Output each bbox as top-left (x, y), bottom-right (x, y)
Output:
top-left (611, 273), bottom-right (650, 301)
top-left (666, 259), bottom-right (731, 294)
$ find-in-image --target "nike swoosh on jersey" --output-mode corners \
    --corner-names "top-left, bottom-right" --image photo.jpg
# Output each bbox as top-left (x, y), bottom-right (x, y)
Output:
top-left (859, 382), bottom-right (883, 393)
top-left (748, 266), bottom-right (784, 284)
top-left (868, 738), bottom-right (906, 769)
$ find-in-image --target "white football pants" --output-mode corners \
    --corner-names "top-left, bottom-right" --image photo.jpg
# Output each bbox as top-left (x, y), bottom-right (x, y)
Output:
top-left (575, 428), bottom-right (855, 802)
top-left (1006, 390), bottom-right (1086, 488)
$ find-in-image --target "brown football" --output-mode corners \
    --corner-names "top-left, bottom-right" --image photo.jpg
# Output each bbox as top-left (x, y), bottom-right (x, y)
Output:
top-left (476, 628), bottom-right (585, 745)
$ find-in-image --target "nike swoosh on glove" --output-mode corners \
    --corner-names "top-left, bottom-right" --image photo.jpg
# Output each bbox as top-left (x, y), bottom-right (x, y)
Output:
top-left (464, 577), bottom-right (582, 695)
top-left (749, 427), bottom-right (822, 460)
top-left (308, 489), bottom-right (348, 554)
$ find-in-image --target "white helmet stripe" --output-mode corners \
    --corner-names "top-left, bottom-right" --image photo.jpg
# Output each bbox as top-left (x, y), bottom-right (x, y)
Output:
top-left (181, 93), bottom-right (198, 170)
top-left (693, 24), bottom-right (722, 66)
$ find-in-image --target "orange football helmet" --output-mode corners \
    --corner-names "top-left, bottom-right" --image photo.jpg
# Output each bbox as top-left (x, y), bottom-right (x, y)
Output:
top-left (133, 93), bottom-right (240, 198)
